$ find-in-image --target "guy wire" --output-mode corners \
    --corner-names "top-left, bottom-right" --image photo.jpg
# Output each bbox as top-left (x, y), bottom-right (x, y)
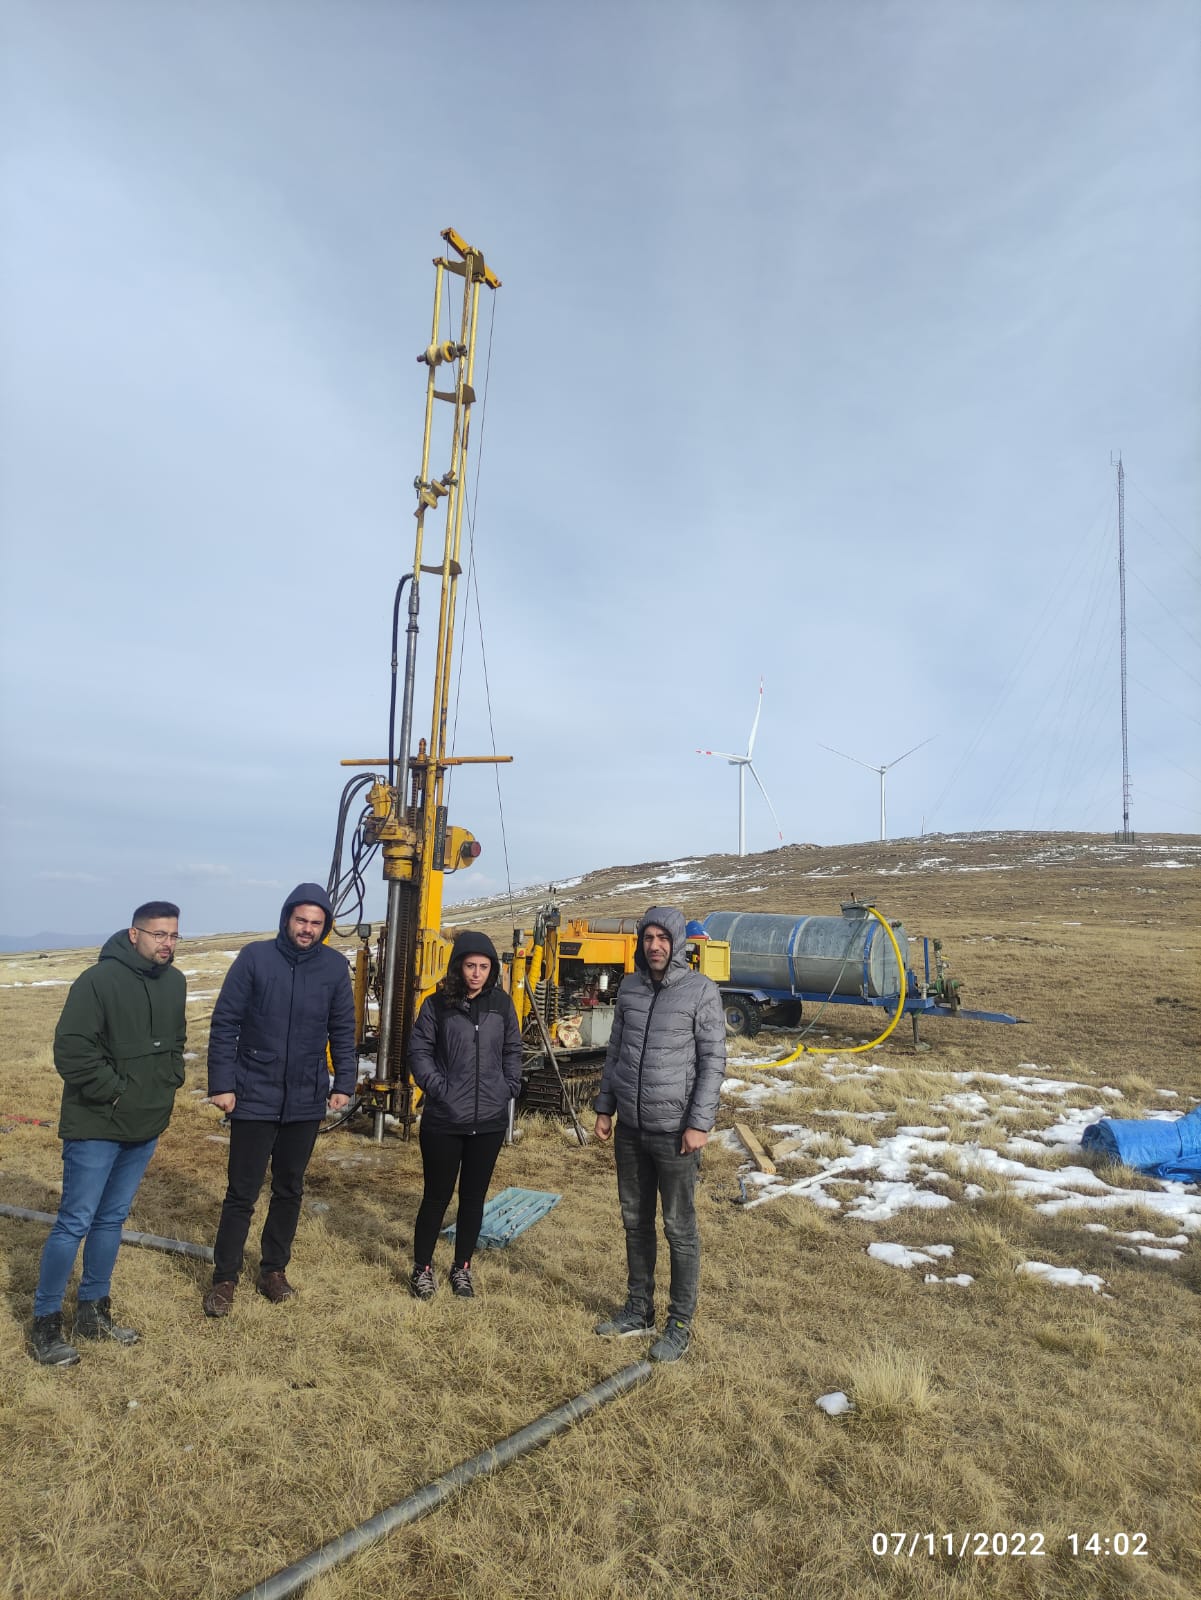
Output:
top-left (446, 294), bottom-right (515, 922)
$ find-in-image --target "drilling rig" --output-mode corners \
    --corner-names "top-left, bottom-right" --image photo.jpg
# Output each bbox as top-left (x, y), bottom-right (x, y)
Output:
top-left (327, 228), bottom-right (506, 1141)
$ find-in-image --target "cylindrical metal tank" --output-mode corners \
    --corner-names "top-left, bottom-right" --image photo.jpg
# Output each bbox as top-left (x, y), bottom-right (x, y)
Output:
top-left (699, 906), bottom-right (908, 999)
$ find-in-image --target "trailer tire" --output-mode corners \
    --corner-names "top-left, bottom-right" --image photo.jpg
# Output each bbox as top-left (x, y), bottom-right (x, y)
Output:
top-left (723, 996), bottom-right (762, 1038)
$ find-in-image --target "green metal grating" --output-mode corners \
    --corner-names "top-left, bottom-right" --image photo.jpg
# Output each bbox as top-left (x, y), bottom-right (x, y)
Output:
top-left (441, 1186), bottom-right (562, 1249)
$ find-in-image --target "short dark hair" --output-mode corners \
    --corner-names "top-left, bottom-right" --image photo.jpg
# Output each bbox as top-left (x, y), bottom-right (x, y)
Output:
top-left (132, 900), bottom-right (180, 925)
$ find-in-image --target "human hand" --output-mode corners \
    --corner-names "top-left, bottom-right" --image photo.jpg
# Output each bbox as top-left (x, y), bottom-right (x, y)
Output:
top-left (328, 1093), bottom-right (350, 1111)
top-left (594, 1113), bottom-right (613, 1141)
top-left (680, 1127), bottom-right (708, 1154)
top-left (210, 1093), bottom-right (236, 1114)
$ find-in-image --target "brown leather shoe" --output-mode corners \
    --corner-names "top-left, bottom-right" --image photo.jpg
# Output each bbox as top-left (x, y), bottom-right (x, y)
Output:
top-left (256, 1270), bottom-right (296, 1304)
top-left (203, 1280), bottom-right (236, 1318)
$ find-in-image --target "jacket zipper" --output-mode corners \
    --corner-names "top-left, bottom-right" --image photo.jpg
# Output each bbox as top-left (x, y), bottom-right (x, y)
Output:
top-left (634, 982), bottom-right (660, 1129)
top-left (472, 1014), bottom-right (481, 1133)
top-left (282, 964), bottom-right (296, 1118)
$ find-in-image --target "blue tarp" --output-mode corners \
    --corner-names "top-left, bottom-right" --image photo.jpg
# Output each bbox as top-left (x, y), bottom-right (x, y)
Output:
top-left (1081, 1106), bottom-right (1201, 1182)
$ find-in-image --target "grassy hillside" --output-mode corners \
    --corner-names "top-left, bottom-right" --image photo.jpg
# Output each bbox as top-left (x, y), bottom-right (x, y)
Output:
top-left (1, 832), bottom-right (1198, 1599)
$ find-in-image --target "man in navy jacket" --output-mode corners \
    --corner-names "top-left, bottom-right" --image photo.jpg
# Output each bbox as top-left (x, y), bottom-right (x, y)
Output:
top-left (202, 883), bottom-right (356, 1316)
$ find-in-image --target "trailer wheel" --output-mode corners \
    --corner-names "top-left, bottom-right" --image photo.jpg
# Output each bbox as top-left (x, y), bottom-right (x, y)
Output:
top-left (723, 996), bottom-right (762, 1038)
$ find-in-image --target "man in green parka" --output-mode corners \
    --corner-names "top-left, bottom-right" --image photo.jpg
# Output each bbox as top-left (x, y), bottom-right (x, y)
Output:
top-left (30, 900), bottom-right (187, 1366)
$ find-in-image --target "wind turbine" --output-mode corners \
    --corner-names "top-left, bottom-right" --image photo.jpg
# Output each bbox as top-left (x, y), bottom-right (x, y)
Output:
top-left (697, 679), bottom-right (784, 857)
top-left (820, 738), bottom-right (933, 841)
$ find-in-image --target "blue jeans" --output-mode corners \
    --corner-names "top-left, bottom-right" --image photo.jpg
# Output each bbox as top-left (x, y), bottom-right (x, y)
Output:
top-left (614, 1122), bottom-right (702, 1326)
top-left (33, 1137), bottom-right (158, 1316)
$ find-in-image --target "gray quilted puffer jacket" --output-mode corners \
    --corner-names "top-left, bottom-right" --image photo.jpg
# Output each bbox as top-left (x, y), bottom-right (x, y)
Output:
top-left (594, 905), bottom-right (726, 1133)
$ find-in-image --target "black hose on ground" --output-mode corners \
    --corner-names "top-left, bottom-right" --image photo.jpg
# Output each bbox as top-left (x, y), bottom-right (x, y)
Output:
top-left (236, 1360), bottom-right (654, 1600)
top-left (0, 1204), bottom-right (214, 1262)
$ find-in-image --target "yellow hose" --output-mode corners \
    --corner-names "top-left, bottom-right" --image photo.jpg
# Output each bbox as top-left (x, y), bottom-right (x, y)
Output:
top-left (770, 907), bottom-right (908, 1065)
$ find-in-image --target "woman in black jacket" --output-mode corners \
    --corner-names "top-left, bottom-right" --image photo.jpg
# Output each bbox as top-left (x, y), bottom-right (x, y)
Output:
top-left (406, 931), bottom-right (523, 1299)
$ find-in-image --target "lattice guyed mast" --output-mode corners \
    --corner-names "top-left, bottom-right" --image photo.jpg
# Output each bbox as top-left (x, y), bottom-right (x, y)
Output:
top-left (1117, 456), bottom-right (1132, 842)
top-left (341, 230), bottom-right (506, 1141)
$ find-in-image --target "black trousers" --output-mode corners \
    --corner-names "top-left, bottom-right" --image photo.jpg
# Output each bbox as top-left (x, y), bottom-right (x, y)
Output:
top-left (413, 1123), bottom-right (506, 1267)
top-left (212, 1119), bottom-right (321, 1284)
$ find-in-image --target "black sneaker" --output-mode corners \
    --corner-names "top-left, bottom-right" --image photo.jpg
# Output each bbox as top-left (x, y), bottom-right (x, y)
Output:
top-left (449, 1263), bottom-right (474, 1299)
top-left (75, 1297), bottom-right (139, 1345)
top-left (409, 1264), bottom-right (437, 1301)
top-left (594, 1304), bottom-right (656, 1338)
top-left (650, 1318), bottom-right (691, 1362)
top-left (30, 1312), bottom-right (81, 1367)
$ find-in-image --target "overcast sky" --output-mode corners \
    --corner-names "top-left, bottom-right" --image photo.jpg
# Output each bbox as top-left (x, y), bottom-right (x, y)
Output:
top-left (2, 0), bottom-right (1198, 939)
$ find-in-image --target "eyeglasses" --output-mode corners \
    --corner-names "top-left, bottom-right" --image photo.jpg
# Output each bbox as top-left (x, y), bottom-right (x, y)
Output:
top-left (135, 928), bottom-right (181, 944)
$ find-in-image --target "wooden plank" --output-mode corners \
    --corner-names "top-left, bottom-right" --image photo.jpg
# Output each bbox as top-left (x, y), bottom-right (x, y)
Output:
top-left (770, 1135), bottom-right (806, 1161)
top-left (733, 1121), bottom-right (776, 1175)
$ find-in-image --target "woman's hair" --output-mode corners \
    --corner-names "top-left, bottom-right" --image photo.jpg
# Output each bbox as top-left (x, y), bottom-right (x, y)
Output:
top-left (437, 962), bottom-right (470, 1004)
top-left (436, 931), bottom-right (498, 1005)
top-left (436, 952), bottom-right (494, 1005)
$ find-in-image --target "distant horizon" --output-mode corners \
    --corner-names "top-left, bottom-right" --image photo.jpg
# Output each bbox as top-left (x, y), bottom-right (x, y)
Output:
top-left (4, 826), bottom-right (1196, 948)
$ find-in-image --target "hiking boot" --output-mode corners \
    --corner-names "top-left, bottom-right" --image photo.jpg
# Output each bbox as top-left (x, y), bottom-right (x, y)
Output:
top-left (257, 1270), bottom-right (296, 1304)
top-left (409, 1263), bottom-right (437, 1301)
top-left (449, 1263), bottom-right (474, 1299)
top-left (75, 1297), bottom-right (138, 1345)
top-left (594, 1303), bottom-right (656, 1338)
top-left (202, 1280), bottom-right (237, 1318)
top-left (30, 1312), bottom-right (80, 1367)
top-left (650, 1318), bottom-right (691, 1363)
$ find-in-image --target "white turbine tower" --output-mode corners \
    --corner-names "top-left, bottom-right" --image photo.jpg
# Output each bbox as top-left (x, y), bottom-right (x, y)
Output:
top-left (820, 738), bottom-right (933, 842)
top-left (697, 679), bottom-right (784, 857)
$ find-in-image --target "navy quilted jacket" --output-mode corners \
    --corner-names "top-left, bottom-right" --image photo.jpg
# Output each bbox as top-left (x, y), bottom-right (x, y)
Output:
top-left (207, 883), bottom-right (356, 1122)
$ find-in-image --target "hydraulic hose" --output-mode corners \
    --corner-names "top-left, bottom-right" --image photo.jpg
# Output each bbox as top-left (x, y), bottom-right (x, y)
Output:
top-left (770, 907), bottom-right (908, 1066)
top-left (387, 574), bottom-right (413, 789)
top-left (0, 1204), bottom-right (214, 1262)
top-left (235, 1360), bottom-right (653, 1600)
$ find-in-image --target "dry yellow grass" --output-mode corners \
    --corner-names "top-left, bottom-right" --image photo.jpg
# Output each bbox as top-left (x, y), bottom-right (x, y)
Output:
top-left (1, 834), bottom-right (1200, 1599)
top-left (845, 1342), bottom-right (933, 1419)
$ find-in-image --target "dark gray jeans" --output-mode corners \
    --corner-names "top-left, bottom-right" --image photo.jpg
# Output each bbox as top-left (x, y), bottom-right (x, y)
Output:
top-left (614, 1121), bottom-right (701, 1326)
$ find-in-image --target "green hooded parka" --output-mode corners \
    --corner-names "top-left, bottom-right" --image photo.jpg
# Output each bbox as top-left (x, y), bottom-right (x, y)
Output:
top-left (53, 930), bottom-right (188, 1142)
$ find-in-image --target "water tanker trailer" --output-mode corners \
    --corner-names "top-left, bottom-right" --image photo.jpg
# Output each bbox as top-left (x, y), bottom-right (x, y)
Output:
top-left (699, 902), bottom-right (1019, 1040)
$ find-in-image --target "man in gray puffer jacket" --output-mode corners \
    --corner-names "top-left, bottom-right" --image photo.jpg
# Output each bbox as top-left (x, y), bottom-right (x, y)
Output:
top-left (593, 905), bottom-right (726, 1362)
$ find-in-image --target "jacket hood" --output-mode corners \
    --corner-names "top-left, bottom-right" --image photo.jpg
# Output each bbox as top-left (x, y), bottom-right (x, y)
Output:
top-left (279, 882), bottom-right (335, 941)
top-left (449, 929), bottom-right (500, 990)
top-left (634, 905), bottom-right (690, 980)
top-left (99, 928), bottom-right (168, 979)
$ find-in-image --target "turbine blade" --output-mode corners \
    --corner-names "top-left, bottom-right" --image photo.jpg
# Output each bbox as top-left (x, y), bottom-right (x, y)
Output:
top-left (884, 736), bottom-right (934, 770)
top-left (748, 762), bottom-right (784, 842)
top-left (818, 742), bottom-right (878, 773)
top-left (746, 677), bottom-right (764, 758)
top-left (697, 748), bottom-right (742, 762)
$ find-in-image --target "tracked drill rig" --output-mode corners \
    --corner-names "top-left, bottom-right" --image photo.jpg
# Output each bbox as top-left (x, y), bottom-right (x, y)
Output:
top-left (327, 229), bottom-right (506, 1141)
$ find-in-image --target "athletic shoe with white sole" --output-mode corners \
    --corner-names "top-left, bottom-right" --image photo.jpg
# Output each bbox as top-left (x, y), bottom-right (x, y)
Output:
top-left (594, 1304), bottom-right (656, 1338)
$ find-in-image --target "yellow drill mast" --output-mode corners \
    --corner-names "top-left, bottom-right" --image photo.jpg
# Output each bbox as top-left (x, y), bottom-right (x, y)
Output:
top-left (340, 228), bottom-right (506, 1140)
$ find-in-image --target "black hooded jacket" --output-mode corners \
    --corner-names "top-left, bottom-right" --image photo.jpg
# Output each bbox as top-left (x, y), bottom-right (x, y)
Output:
top-left (207, 882), bottom-right (356, 1121)
top-left (407, 931), bottom-right (523, 1134)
